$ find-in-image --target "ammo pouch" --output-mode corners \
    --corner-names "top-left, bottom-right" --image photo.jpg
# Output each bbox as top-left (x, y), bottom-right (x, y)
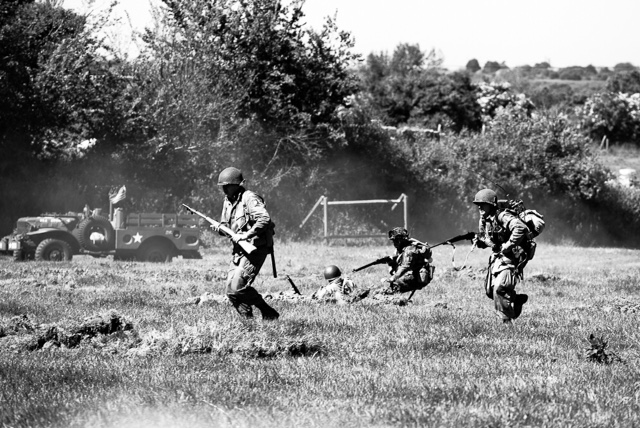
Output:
top-left (419, 265), bottom-right (435, 285)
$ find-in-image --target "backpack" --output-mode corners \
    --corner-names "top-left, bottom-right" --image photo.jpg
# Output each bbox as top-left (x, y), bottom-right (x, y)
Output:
top-left (497, 199), bottom-right (545, 239)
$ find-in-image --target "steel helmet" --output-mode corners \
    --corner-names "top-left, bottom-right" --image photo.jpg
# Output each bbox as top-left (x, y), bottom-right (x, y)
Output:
top-left (323, 265), bottom-right (342, 280)
top-left (388, 227), bottom-right (409, 240)
top-left (217, 167), bottom-right (244, 186)
top-left (473, 189), bottom-right (497, 206)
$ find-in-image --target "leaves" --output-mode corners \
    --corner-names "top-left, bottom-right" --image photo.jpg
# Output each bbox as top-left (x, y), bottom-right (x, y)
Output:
top-left (584, 334), bottom-right (623, 365)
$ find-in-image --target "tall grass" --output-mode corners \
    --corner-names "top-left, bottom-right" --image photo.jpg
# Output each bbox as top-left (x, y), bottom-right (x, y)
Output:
top-left (1, 241), bottom-right (640, 427)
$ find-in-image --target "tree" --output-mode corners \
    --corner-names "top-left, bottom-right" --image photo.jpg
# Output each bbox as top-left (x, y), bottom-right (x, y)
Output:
top-left (127, 0), bottom-right (360, 219)
top-left (466, 58), bottom-right (481, 73)
top-left (606, 70), bottom-right (640, 94)
top-left (483, 61), bottom-right (502, 74)
top-left (357, 44), bottom-right (481, 131)
top-left (613, 62), bottom-right (637, 73)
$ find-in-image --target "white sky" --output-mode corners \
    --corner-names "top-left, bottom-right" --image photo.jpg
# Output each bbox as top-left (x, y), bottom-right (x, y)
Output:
top-left (63, 0), bottom-right (640, 70)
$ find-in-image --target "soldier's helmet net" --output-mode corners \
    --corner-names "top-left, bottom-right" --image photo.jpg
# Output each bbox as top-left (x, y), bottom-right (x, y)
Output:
top-left (388, 227), bottom-right (409, 240)
top-left (323, 265), bottom-right (342, 280)
top-left (473, 189), bottom-right (498, 206)
top-left (217, 167), bottom-right (244, 186)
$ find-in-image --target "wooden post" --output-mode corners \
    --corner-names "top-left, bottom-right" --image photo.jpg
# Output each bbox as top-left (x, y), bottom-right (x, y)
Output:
top-left (323, 196), bottom-right (328, 239)
top-left (402, 194), bottom-right (408, 231)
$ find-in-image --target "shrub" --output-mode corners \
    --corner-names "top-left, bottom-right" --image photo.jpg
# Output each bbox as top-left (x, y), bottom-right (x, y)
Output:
top-left (578, 92), bottom-right (640, 143)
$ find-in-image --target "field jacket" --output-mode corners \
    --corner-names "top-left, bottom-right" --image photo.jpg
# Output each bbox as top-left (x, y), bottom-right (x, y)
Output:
top-left (219, 188), bottom-right (274, 252)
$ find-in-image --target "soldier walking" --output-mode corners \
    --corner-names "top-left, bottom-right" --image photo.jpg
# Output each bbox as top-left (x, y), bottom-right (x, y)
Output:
top-left (214, 167), bottom-right (279, 320)
top-left (472, 189), bottom-right (530, 324)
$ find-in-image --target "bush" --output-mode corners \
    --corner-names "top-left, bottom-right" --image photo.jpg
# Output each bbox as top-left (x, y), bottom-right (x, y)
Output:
top-left (578, 92), bottom-right (640, 143)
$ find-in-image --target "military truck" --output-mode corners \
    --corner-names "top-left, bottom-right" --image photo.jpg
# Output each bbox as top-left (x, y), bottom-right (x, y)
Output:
top-left (0, 207), bottom-right (201, 262)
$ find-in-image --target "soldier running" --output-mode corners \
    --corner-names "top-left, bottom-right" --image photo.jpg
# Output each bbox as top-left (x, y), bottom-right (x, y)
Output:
top-left (213, 167), bottom-right (279, 320)
top-left (472, 188), bottom-right (530, 324)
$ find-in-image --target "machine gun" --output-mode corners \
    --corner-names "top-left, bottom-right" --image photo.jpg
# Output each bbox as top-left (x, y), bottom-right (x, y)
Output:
top-left (352, 256), bottom-right (393, 273)
top-left (182, 203), bottom-right (256, 254)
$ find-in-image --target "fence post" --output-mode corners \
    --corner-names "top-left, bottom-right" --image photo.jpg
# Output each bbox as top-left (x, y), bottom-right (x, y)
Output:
top-left (323, 196), bottom-right (328, 240)
top-left (402, 194), bottom-right (408, 230)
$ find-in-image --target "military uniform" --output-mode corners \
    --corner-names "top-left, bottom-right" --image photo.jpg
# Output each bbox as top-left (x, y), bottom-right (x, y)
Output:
top-left (477, 206), bottom-right (530, 322)
top-left (312, 276), bottom-right (360, 304)
top-left (379, 243), bottom-right (433, 294)
top-left (219, 186), bottom-right (279, 319)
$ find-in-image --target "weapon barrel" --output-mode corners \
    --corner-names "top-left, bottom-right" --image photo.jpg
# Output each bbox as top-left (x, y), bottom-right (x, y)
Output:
top-left (352, 257), bottom-right (390, 272)
top-left (182, 203), bottom-right (256, 254)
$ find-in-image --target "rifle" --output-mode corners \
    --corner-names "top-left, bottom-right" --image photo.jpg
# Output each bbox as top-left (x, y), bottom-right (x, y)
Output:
top-left (182, 203), bottom-right (257, 254)
top-left (284, 275), bottom-right (301, 295)
top-left (423, 232), bottom-right (477, 249)
top-left (352, 256), bottom-right (393, 273)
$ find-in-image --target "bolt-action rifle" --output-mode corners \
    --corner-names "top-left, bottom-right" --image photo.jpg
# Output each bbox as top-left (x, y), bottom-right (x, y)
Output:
top-left (352, 256), bottom-right (393, 273)
top-left (418, 231), bottom-right (477, 249)
top-left (182, 203), bottom-right (257, 254)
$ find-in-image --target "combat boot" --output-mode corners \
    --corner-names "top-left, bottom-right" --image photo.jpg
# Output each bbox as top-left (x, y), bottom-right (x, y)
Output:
top-left (227, 293), bottom-right (254, 318)
top-left (513, 294), bottom-right (529, 319)
top-left (256, 301), bottom-right (280, 320)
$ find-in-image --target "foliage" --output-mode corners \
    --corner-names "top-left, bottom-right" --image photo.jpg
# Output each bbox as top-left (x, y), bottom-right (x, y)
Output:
top-left (0, 0), bottom-right (139, 231)
top-left (357, 44), bottom-right (481, 131)
top-left (475, 82), bottom-right (535, 122)
top-left (584, 334), bottom-right (623, 364)
top-left (130, 0), bottom-right (360, 211)
top-left (606, 70), bottom-right (640, 94)
top-left (465, 58), bottom-right (480, 73)
top-left (577, 92), bottom-right (640, 143)
top-left (482, 61), bottom-right (505, 74)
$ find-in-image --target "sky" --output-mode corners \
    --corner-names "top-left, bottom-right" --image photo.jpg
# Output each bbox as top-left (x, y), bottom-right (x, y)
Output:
top-left (62, 0), bottom-right (640, 70)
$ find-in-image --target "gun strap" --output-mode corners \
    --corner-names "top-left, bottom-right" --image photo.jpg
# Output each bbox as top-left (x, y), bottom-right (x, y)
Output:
top-left (451, 244), bottom-right (476, 271)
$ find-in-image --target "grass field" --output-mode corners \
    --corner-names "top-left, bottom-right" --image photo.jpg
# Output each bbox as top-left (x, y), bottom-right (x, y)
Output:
top-left (1, 240), bottom-right (640, 427)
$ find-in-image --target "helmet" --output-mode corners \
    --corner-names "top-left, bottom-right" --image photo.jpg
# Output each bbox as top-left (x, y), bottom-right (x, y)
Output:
top-left (323, 265), bottom-right (342, 280)
top-left (217, 167), bottom-right (244, 185)
top-left (388, 227), bottom-right (409, 241)
top-left (473, 189), bottom-right (497, 206)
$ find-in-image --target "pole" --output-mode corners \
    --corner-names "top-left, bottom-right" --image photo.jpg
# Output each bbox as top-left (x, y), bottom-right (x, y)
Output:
top-left (323, 196), bottom-right (328, 240)
top-left (402, 194), bottom-right (408, 231)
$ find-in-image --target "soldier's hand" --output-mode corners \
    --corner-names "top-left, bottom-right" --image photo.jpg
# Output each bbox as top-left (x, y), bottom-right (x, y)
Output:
top-left (473, 237), bottom-right (487, 249)
top-left (232, 232), bottom-right (249, 243)
top-left (210, 224), bottom-right (219, 232)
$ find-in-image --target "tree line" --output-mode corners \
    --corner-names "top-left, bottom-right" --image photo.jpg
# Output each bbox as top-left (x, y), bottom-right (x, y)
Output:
top-left (1, 0), bottom-right (638, 245)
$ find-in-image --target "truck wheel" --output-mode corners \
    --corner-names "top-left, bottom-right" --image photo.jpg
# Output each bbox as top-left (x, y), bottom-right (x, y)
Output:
top-left (35, 239), bottom-right (73, 262)
top-left (137, 243), bottom-right (173, 263)
top-left (74, 216), bottom-right (115, 252)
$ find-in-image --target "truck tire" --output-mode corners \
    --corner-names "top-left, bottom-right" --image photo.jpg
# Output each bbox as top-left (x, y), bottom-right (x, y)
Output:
top-left (74, 216), bottom-right (115, 252)
top-left (35, 239), bottom-right (73, 262)
top-left (137, 242), bottom-right (174, 263)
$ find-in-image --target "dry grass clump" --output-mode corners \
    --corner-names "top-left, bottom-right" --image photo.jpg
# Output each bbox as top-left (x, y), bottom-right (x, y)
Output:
top-left (0, 310), bottom-right (134, 352)
top-left (584, 334), bottom-right (623, 364)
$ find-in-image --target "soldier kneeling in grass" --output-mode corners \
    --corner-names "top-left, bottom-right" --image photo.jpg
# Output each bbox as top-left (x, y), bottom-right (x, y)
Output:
top-left (369, 227), bottom-right (434, 303)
